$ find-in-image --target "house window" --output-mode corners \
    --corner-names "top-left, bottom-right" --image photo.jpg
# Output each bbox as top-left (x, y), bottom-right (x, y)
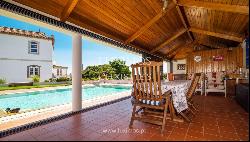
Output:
top-left (29, 41), bottom-right (39, 54)
top-left (60, 69), bottom-right (62, 76)
top-left (27, 65), bottom-right (40, 77)
top-left (57, 69), bottom-right (59, 76)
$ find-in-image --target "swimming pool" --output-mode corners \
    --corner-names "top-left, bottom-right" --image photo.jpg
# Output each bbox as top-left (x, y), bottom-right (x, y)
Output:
top-left (0, 85), bottom-right (131, 111)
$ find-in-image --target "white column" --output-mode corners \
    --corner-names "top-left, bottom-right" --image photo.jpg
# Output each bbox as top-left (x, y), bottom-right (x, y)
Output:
top-left (166, 62), bottom-right (170, 73)
top-left (72, 34), bottom-right (82, 111)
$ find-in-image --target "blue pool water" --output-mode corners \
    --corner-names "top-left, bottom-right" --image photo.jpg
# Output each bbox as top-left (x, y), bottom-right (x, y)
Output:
top-left (0, 85), bottom-right (131, 110)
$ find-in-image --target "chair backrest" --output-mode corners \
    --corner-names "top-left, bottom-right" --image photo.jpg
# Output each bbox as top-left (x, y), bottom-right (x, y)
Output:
top-left (131, 61), bottom-right (163, 102)
top-left (186, 73), bottom-right (201, 99)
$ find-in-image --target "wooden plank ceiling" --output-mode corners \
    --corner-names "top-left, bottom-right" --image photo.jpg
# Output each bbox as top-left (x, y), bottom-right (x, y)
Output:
top-left (12, 0), bottom-right (249, 60)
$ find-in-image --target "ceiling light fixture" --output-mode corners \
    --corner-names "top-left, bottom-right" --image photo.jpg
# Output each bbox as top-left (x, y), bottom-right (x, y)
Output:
top-left (162, 0), bottom-right (169, 11)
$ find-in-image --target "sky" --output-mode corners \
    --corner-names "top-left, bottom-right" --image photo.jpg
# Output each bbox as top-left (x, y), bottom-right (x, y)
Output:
top-left (0, 15), bottom-right (142, 73)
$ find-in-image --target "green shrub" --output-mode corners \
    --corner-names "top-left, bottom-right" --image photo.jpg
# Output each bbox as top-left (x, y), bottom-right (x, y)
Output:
top-left (44, 80), bottom-right (49, 82)
top-left (32, 75), bottom-right (40, 83)
top-left (0, 78), bottom-right (6, 84)
top-left (163, 73), bottom-right (167, 79)
top-left (49, 78), bottom-right (57, 82)
top-left (56, 77), bottom-right (70, 82)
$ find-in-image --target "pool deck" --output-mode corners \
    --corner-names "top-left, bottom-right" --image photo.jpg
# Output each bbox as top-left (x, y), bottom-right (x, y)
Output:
top-left (0, 84), bottom-right (132, 131)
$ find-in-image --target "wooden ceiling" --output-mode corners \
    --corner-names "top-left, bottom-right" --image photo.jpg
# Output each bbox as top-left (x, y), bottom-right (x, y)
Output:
top-left (12, 0), bottom-right (249, 60)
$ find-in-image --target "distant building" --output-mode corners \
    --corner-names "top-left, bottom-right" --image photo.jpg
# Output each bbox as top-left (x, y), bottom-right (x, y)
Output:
top-left (0, 26), bottom-right (54, 83)
top-left (52, 65), bottom-right (68, 78)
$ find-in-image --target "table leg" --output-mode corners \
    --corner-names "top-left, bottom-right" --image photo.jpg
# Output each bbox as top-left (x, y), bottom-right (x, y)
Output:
top-left (169, 96), bottom-right (184, 123)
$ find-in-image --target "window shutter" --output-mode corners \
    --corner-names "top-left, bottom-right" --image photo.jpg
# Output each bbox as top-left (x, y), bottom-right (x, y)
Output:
top-left (28, 41), bottom-right (30, 54)
top-left (38, 66), bottom-right (41, 77)
top-left (27, 66), bottom-right (30, 78)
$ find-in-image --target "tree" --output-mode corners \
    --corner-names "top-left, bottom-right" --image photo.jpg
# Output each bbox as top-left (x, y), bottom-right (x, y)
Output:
top-left (81, 59), bottom-right (131, 80)
top-left (109, 59), bottom-right (131, 80)
top-left (99, 64), bottom-right (116, 79)
top-left (82, 65), bottom-right (101, 80)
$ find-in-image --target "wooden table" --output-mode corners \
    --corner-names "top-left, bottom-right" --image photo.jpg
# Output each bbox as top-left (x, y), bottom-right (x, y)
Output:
top-left (162, 80), bottom-right (192, 122)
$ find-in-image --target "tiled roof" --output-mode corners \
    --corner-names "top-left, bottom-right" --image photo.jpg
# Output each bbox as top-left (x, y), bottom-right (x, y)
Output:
top-left (0, 26), bottom-right (54, 41)
top-left (53, 65), bottom-right (68, 69)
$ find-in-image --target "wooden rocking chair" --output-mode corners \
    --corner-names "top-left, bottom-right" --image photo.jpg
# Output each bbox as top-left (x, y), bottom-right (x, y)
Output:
top-left (129, 61), bottom-right (171, 134)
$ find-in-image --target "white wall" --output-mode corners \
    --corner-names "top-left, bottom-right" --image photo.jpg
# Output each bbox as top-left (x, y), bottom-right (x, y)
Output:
top-left (62, 68), bottom-right (68, 77)
top-left (163, 61), bottom-right (168, 73)
top-left (52, 67), bottom-right (68, 78)
top-left (0, 60), bottom-right (52, 82)
top-left (172, 59), bottom-right (187, 74)
top-left (0, 34), bottom-right (52, 60)
top-left (163, 61), bottom-right (171, 73)
top-left (0, 34), bottom-right (53, 82)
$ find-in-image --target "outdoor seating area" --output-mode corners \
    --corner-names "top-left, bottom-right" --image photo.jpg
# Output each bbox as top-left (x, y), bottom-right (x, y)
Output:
top-left (0, 0), bottom-right (249, 141)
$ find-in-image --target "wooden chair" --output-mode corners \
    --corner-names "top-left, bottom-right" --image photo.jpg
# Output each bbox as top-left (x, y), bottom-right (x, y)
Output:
top-left (175, 73), bottom-right (201, 122)
top-left (129, 61), bottom-right (170, 134)
top-left (186, 73), bottom-right (201, 112)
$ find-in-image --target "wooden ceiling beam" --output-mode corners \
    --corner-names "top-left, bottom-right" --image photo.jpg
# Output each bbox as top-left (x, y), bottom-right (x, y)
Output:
top-left (168, 40), bottom-right (196, 57)
top-left (60, 0), bottom-right (79, 22)
top-left (125, 2), bottom-right (175, 44)
top-left (168, 40), bottom-right (198, 57)
top-left (150, 28), bottom-right (187, 53)
top-left (190, 27), bottom-right (244, 42)
top-left (198, 41), bottom-right (223, 49)
top-left (169, 40), bottom-right (197, 59)
top-left (178, 0), bottom-right (249, 15)
top-left (172, 0), bottom-right (193, 41)
top-left (200, 44), bottom-right (220, 49)
top-left (166, 44), bottom-right (183, 57)
top-left (67, 13), bottom-right (164, 58)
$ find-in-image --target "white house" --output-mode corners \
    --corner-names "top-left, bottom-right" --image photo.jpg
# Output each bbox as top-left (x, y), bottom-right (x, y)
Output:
top-left (0, 26), bottom-right (54, 83)
top-left (52, 65), bottom-right (68, 78)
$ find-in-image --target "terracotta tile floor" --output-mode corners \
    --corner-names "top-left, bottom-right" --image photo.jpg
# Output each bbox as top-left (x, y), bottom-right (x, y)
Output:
top-left (0, 95), bottom-right (249, 141)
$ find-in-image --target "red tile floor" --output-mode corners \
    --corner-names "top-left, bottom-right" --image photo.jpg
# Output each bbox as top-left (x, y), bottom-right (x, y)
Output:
top-left (0, 95), bottom-right (249, 141)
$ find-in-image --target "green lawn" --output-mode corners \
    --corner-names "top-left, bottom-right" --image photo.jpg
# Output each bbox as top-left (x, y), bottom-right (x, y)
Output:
top-left (0, 84), bottom-right (71, 91)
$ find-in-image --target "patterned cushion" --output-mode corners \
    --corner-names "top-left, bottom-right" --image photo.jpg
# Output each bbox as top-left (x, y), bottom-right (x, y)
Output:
top-left (131, 92), bottom-right (166, 106)
top-left (196, 83), bottom-right (202, 89)
top-left (205, 71), bottom-right (225, 89)
top-left (217, 84), bottom-right (225, 90)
